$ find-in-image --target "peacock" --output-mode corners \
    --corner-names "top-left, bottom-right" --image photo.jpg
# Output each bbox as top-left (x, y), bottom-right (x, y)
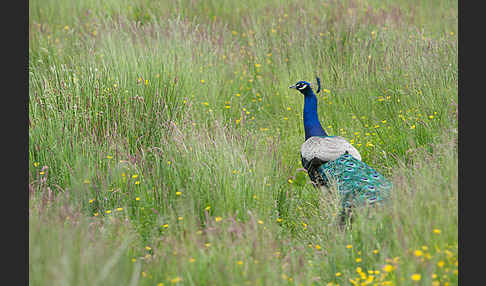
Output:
top-left (289, 77), bottom-right (392, 224)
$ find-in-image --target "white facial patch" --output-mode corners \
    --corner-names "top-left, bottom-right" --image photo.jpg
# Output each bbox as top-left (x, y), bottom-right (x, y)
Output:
top-left (297, 84), bottom-right (307, 90)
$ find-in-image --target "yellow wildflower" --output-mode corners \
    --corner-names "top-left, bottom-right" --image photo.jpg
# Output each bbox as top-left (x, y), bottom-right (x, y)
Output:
top-left (383, 264), bottom-right (393, 272)
top-left (414, 250), bottom-right (423, 257)
top-left (411, 274), bottom-right (421, 281)
top-left (215, 216), bottom-right (222, 222)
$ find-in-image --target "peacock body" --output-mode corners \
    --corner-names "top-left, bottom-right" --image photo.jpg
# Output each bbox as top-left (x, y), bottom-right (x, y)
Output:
top-left (289, 78), bottom-right (392, 221)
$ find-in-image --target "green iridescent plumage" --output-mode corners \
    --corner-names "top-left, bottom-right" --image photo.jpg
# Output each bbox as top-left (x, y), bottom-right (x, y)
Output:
top-left (315, 152), bottom-right (392, 210)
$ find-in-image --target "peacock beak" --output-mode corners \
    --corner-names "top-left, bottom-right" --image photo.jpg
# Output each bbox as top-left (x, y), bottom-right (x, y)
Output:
top-left (289, 84), bottom-right (297, 89)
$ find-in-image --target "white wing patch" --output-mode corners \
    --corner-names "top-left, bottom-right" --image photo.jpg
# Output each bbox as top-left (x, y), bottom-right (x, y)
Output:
top-left (301, 136), bottom-right (362, 162)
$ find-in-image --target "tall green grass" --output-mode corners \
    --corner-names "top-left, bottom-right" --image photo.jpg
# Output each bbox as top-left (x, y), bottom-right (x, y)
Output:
top-left (29, 0), bottom-right (457, 285)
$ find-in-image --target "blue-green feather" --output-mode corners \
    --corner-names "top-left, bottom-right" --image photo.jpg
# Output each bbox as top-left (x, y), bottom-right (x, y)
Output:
top-left (317, 153), bottom-right (392, 209)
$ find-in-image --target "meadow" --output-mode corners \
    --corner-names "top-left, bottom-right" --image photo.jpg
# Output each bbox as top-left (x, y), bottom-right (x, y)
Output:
top-left (29, 0), bottom-right (458, 285)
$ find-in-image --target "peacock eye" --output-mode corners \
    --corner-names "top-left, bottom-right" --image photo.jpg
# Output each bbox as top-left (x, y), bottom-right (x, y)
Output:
top-left (368, 197), bottom-right (377, 203)
top-left (297, 83), bottom-right (307, 90)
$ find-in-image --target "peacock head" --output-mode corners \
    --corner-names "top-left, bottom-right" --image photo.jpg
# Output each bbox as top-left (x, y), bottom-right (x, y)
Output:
top-left (289, 77), bottom-right (321, 95)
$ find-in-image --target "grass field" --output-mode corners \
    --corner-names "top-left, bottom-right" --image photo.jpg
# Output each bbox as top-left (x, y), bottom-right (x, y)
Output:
top-left (29, 0), bottom-right (458, 285)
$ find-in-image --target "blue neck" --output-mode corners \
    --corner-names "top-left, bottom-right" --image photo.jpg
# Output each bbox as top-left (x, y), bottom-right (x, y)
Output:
top-left (302, 88), bottom-right (328, 140)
